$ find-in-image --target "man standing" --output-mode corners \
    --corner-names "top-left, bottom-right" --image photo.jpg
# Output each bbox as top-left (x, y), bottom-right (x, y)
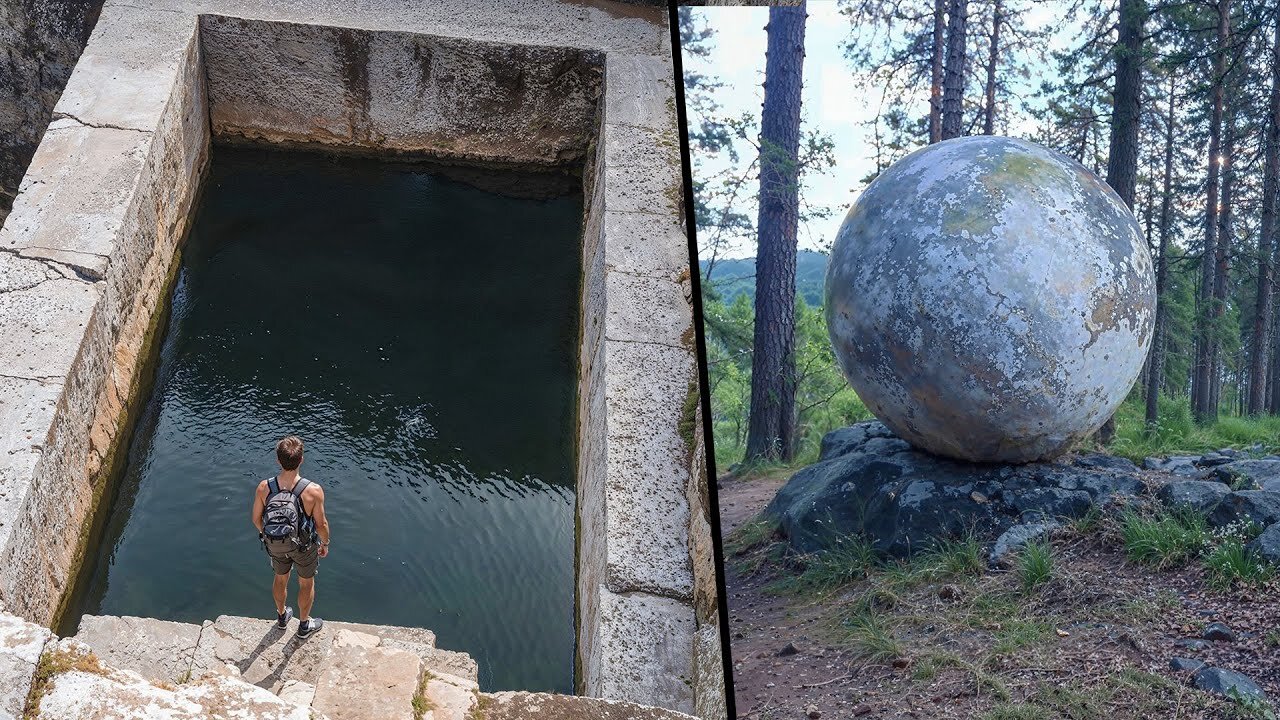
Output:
top-left (251, 435), bottom-right (331, 637)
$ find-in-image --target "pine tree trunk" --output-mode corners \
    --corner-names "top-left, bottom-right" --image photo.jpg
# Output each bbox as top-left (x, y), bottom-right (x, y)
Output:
top-left (1211, 101), bottom-right (1236, 420)
top-left (930, 0), bottom-right (946, 143)
top-left (1146, 75), bottom-right (1177, 429)
top-left (1097, 0), bottom-right (1145, 444)
top-left (940, 0), bottom-right (968, 140)
top-left (982, 0), bottom-right (1001, 135)
top-left (1194, 0), bottom-right (1230, 424)
top-left (1251, 12), bottom-right (1280, 416)
top-left (745, 3), bottom-right (807, 463)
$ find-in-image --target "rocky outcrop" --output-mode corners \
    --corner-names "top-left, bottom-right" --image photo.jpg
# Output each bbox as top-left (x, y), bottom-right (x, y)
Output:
top-left (767, 422), bottom-right (1144, 556)
top-left (0, 610), bottom-right (697, 720)
top-left (0, 0), bottom-right (103, 227)
top-left (768, 422), bottom-right (1280, 558)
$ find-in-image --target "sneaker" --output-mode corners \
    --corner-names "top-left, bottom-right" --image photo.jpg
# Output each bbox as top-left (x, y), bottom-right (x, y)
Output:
top-left (297, 617), bottom-right (323, 638)
top-left (277, 606), bottom-right (293, 629)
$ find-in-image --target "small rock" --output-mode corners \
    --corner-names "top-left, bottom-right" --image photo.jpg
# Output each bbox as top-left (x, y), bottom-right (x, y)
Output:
top-left (1170, 657), bottom-right (1205, 673)
top-left (1174, 638), bottom-right (1209, 651)
top-left (1203, 622), bottom-right (1235, 642)
top-left (1193, 667), bottom-right (1268, 702)
top-left (1208, 490), bottom-right (1280, 529)
top-left (1197, 452), bottom-right (1233, 467)
top-left (776, 642), bottom-right (800, 657)
top-left (970, 490), bottom-right (988, 503)
top-left (989, 521), bottom-right (1058, 567)
top-left (852, 705), bottom-right (872, 716)
top-left (805, 704), bottom-right (821, 719)
top-left (938, 584), bottom-right (962, 601)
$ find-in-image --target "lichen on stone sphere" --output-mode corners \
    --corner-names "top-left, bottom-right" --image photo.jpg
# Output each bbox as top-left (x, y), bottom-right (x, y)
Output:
top-left (825, 136), bottom-right (1155, 463)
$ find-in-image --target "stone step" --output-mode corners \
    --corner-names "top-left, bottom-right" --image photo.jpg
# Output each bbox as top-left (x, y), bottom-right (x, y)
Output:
top-left (73, 614), bottom-right (204, 685)
top-left (312, 636), bottom-right (422, 720)
top-left (0, 611), bottom-right (53, 719)
top-left (423, 670), bottom-right (479, 720)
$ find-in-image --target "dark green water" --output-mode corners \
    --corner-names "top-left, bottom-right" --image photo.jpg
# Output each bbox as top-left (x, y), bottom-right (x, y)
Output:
top-left (72, 147), bottom-right (582, 693)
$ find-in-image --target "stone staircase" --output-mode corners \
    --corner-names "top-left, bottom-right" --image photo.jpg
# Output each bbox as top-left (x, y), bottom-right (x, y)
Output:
top-left (0, 610), bottom-right (697, 720)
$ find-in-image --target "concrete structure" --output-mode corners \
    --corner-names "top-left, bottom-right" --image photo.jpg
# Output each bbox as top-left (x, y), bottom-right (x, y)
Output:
top-left (0, 609), bottom-right (698, 719)
top-left (0, 1), bottom-right (723, 717)
top-left (825, 136), bottom-right (1155, 463)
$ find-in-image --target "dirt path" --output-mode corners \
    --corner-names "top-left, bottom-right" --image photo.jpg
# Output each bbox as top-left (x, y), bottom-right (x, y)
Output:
top-left (720, 471), bottom-right (874, 719)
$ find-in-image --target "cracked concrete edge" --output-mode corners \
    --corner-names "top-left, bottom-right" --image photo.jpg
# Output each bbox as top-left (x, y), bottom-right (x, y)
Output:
top-left (0, 24), bottom-right (209, 624)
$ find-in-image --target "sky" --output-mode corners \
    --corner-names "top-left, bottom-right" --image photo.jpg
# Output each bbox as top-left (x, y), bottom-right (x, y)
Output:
top-left (683, 1), bottom-right (1071, 259)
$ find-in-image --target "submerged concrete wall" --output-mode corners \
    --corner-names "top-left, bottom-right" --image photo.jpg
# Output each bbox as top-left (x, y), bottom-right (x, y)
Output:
top-left (0, 1), bottom-right (724, 716)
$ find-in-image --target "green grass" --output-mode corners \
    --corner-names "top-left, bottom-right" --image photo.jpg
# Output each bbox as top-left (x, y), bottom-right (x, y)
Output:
top-left (1110, 393), bottom-right (1280, 461)
top-left (836, 606), bottom-right (903, 662)
top-left (768, 536), bottom-right (878, 596)
top-left (1121, 507), bottom-right (1208, 569)
top-left (724, 517), bottom-right (779, 556)
top-left (1019, 541), bottom-right (1054, 592)
top-left (1205, 538), bottom-right (1276, 589)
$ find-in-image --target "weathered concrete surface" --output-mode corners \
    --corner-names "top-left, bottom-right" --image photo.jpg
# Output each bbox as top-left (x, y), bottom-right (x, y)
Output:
top-left (312, 643), bottom-right (421, 720)
top-left (73, 615), bottom-right (203, 685)
top-left (0, 610), bottom-right (52, 719)
top-left (202, 16), bottom-right (603, 168)
top-left (481, 691), bottom-right (698, 720)
top-left (0, 0), bottom-right (103, 227)
top-left (423, 672), bottom-right (479, 720)
top-left (826, 136), bottom-right (1155, 463)
top-left (0, 1), bottom-right (720, 715)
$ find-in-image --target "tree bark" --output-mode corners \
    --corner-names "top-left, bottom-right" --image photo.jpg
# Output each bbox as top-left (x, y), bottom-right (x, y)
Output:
top-left (1210, 98), bottom-right (1236, 419)
top-left (745, 3), bottom-right (807, 463)
top-left (1251, 11), bottom-right (1280, 416)
top-left (941, 0), bottom-right (968, 140)
top-left (1146, 74), bottom-right (1177, 430)
top-left (1193, 0), bottom-right (1230, 424)
top-left (930, 0), bottom-right (946, 143)
top-left (982, 0), bottom-right (1002, 135)
top-left (1097, 0), bottom-right (1145, 444)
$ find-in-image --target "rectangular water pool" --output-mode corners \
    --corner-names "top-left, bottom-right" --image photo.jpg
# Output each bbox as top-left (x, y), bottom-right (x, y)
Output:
top-left (68, 146), bottom-right (582, 693)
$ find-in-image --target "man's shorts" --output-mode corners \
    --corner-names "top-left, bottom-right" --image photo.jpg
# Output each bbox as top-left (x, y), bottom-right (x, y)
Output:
top-left (265, 540), bottom-right (318, 578)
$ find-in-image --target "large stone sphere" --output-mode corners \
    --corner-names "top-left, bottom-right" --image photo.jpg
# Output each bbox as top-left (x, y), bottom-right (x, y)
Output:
top-left (825, 136), bottom-right (1155, 463)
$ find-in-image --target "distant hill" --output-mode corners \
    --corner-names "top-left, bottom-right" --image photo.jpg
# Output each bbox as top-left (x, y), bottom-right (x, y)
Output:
top-left (700, 249), bottom-right (828, 306)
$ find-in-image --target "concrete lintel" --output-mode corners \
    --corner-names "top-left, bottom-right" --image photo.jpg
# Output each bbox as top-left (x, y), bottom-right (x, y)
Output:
top-left (586, 587), bottom-right (696, 715)
top-left (603, 210), bottom-right (691, 280)
top-left (601, 121), bottom-right (683, 218)
top-left (599, 339), bottom-right (697, 601)
top-left (605, 53), bottom-right (677, 131)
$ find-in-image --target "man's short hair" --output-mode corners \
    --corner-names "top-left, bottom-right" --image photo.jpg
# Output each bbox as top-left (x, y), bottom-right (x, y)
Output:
top-left (276, 436), bottom-right (304, 470)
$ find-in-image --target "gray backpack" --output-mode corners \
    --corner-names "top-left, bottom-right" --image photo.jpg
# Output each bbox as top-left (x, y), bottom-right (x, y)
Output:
top-left (262, 477), bottom-right (311, 549)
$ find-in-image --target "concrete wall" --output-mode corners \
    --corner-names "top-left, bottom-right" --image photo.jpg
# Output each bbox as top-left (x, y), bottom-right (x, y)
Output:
top-left (0, 0), bottom-right (103, 227)
top-left (0, 2), bottom-right (725, 716)
top-left (0, 15), bottom-right (209, 621)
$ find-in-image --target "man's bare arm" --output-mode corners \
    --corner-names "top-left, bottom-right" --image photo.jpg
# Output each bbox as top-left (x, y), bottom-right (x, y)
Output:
top-left (251, 480), bottom-right (267, 532)
top-left (311, 486), bottom-right (330, 544)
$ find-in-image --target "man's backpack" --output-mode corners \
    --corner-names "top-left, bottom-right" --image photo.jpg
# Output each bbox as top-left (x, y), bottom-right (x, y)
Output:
top-left (262, 477), bottom-right (311, 549)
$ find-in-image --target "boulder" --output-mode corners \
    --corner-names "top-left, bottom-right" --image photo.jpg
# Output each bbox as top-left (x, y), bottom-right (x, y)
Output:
top-left (767, 422), bottom-right (1145, 556)
top-left (1196, 452), bottom-right (1234, 468)
top-left (1246, 523), bottom-right (1280, 565)
top-left (1156, 481), bottom-right (1229, 515)
top-left (1192, 667), bottom-right (1268, 702)
top-left (1208, 458), bottom-right (1280, 491)
top-left (1169, 657), bottom-right (1205, 673)
top-left (1207, 490), bottom-right (1280, 529)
